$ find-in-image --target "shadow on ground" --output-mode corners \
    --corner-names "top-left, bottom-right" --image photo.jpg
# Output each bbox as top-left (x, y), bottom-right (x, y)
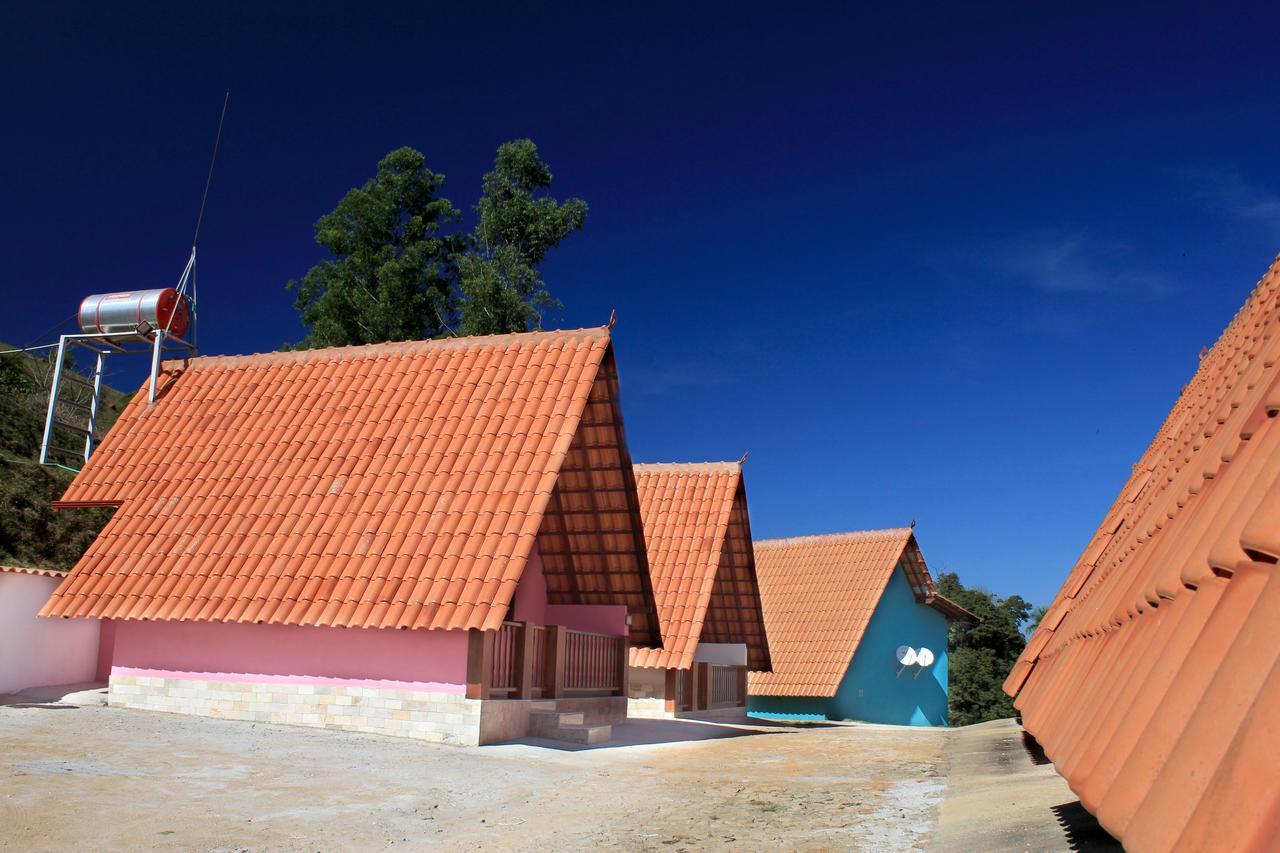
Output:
top-left (1052, 800), bottom-right (1123, 852)
top-left (1021, 729), bottom-right (1051, 765)
top-left (499, 715), bottom-right (802, 751)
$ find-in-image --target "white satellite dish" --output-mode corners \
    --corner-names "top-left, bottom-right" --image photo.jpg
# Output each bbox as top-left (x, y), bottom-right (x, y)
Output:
top-left (916, 647), bottom-right (935, 668)
top-left (895, 645), bottom-right (917, 666)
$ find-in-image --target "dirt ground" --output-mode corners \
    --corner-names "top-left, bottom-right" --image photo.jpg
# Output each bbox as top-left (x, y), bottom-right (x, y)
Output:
top-left (0, 696), bottom-right (1113, 851)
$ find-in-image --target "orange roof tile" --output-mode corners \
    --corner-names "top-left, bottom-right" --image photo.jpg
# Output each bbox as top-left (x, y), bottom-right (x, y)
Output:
top-left (628, 462), bottom-right (771, 671)
top-left (1004, 253), bottom-right (1280, 849)
top-left (748, 528), bottom-right (969, 697)
top-left (0, 565), bottom-right (67, 579)
top-left (40, 327), bottom-right (662, 644)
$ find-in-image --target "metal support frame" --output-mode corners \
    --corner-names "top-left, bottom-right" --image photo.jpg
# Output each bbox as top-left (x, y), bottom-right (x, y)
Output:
top-left (38, 336), bottom-right (69, 466)
top-left (38, 246), bottom-right (199, 468)
top-left (84, 350), bottom-right (105, 460)
top-left (39, 329), bottom-right (196, 467)
top-left (149, 328), bottom-right (166, 404)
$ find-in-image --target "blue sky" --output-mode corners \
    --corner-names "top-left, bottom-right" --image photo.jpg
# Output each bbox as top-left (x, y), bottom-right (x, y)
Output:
top-left (3, 2), bottom-right (1279, 605)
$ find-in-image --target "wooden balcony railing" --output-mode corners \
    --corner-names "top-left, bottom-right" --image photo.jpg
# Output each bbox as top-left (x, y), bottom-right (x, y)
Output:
top-left (466, 621), bottom-right (628, 701)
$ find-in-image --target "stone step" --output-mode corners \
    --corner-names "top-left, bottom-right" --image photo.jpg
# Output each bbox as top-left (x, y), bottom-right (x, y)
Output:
top-left (528, 710), bottom-right (585, 738)
top-left (555, 723), bottom-right (612, 745)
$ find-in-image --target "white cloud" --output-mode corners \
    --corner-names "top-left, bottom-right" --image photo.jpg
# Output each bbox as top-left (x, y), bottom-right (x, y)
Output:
top-left (1185, 165), bottom-right (1280, 233)
top-left (991, 230), bottom-right (1172, 298)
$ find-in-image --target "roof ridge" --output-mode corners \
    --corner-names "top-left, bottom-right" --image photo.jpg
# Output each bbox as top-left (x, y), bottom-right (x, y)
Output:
top-left (632, 460), bottom-right (742, 473)
top-left (165, 325), bottom-right (611, 370)
top-left (754, 527), bottom-right (912, 547)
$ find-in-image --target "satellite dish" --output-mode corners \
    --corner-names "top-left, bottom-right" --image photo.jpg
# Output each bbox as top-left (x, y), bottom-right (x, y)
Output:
top-left (895, 645), bottom-right (917, 666)
top-left (916, 647), bottom-right (935, 667)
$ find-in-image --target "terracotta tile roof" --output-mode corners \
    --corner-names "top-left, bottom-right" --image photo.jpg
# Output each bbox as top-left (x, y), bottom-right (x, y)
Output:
top-left (748, 528), bottom-right (969, 697)
top-left (1004, 254), bottom-right (1280, 849)
top-left (39, 327), bottom-right (662, 645)
top-left (628, 461), bottom-right (771, 671)
top-left (0, 565), bottom-right (67, 579)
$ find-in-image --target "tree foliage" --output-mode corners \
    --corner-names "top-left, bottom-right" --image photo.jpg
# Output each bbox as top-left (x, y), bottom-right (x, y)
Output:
top-left (458, 139), bottom-right (588, 336)
top-left (288, 147), bottom-right (466, 348)
top-left (289, 139), bottom-right (587, 346)
top-left (0, 346), bottom-right (128, 570)
top-left (935, 571), bottom-right (1033, 726)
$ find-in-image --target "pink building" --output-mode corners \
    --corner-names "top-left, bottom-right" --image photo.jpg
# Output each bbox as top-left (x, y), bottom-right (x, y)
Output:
top-left (41, 326), bottom-right (662, 745)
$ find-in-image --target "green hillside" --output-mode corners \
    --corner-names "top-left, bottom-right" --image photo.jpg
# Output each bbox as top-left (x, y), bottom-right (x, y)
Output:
top-left (0, 342), bottom-right (131, 570)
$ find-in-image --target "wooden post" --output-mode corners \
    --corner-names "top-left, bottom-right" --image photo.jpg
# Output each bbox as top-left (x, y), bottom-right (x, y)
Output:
top-left (696, 662), bottom-right (711, 711)
top-left (664, 668), bottom-right (679, 715)
top-left (466, 629), bottom-right (495, 700)
top-left (515, 621), bottom-right (537, 700)
top-left (737, 665), bottom-right (749, 708)
top-left (617, 636), bottom-right (630, 697)
top-left (544, 625), bottom-right (566, 698)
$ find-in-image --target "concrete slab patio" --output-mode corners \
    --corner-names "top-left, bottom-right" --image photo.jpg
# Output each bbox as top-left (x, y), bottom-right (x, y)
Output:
top-left (0, 701), bottom-right (1115, 850)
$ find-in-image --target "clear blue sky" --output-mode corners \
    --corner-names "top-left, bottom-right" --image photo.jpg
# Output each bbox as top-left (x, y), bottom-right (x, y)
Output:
top-left (3, 2), bottom-right (1279, 606)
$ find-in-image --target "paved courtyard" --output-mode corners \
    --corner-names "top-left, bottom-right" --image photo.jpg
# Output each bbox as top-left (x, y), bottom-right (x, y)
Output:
top-left (0, 694), bottom-right (1116, 851)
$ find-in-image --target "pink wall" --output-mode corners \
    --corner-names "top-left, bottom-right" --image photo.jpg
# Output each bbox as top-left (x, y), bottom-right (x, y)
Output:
top-left (511, 545), bottom-right (629, 636)
top-left (511, 544), bottom-right (549, 624)
top-left (546, 604), bottom-right (628, 636)
top-left (109, 619), bottom-right (469, 692)
top-left (96, 620), bottom-right (117, 681)
top-left (0, 572), bottom-right (99, 693)
top-left (98, 543), bottom-right (633, 691)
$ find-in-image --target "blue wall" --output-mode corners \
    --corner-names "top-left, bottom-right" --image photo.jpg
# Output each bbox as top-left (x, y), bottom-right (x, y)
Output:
top-left (749, 564), bottom-right (950, 726)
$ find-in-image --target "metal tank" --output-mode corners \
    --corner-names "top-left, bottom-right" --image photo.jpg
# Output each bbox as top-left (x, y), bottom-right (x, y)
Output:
top-left (78, 288), bottom-right (190, 339)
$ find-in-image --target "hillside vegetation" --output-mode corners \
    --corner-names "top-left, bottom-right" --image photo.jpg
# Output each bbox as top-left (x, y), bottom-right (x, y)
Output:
top-left (0, 343), bottom-right (129, 570)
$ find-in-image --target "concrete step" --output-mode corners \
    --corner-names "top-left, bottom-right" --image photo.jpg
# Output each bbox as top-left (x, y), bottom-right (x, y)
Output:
top-left (552, 723), bottom-right (613, 745)
top-left (527, 707), bottom-right (611, 744)
top-left (529, 710), bottom-right (585, 738)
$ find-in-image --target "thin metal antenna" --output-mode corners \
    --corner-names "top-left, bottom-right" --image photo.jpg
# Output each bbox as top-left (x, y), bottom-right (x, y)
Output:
top-left (192, 92), bottom-right (229, 248)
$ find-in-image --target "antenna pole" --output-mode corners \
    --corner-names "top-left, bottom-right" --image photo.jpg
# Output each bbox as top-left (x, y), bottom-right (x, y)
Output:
top-left (192, 92), bottom-right (229, 248)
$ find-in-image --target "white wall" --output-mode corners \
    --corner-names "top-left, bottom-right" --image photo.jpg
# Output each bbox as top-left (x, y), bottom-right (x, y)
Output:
top-left (693, 642), bottom-right (748, 665)
top-left (0, 572), bottom-right (100, 694)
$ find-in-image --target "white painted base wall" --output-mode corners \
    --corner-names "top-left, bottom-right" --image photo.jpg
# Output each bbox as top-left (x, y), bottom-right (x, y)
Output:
top-left (0, 572), bottom-right (99, 694)
top-left (109, 674), bottom-right (483, 745)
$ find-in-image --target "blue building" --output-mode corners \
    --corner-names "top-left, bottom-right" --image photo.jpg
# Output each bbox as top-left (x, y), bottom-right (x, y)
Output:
top-left (747, 528), bottom-right (976, 726)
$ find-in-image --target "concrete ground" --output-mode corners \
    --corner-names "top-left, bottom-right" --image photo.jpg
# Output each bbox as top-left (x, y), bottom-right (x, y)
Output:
top-left (0, 694), bottom-right (1116, 851)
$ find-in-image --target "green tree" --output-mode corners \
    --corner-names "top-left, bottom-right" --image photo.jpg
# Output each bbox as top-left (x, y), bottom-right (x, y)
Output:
top-left (457, 139), bottom-right (588, 336)
top-left (288, 147), bottom-right (466, 348)
top-left (935, 571), bottom-right (1033, 726)
top-left (1026, 604), bottom-right (1049, 637)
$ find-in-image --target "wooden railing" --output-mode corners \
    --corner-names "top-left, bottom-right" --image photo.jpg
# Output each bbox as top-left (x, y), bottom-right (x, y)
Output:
top-left (670, 662), bottom-right (748, 712)
top-left (489, 622), bottom-right (521, 692)
top-left (563, 628), bottom-right (623, 694)
top-left (467, 621), bottom-right (627, 700)
top-left (710, 663), bottom-right (746, 708)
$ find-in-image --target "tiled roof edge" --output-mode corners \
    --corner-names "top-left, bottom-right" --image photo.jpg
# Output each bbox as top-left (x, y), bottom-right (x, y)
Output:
top-left (754, 527), bottom-right (913, 547)
top-left (0, 564), bottom-right (67, 579)
top-left (164, 325), bottom-right (612, 371)
top-left (924, 592), bottom-right (981, 623)
top-left (632, 460), bottom-right (743, 473)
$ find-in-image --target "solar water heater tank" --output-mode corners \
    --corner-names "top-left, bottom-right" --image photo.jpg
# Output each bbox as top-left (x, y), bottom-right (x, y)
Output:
top-left (78, 288), bottom-right (190, 338)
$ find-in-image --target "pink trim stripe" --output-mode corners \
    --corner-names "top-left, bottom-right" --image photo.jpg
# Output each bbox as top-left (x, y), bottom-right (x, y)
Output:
top-left (112, 667), bottom-right (466, 695)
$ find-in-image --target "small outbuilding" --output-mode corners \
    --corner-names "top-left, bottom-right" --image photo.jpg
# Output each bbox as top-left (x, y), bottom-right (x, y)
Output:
top-left (748, 528), bottom-right (976, 726)
top-left (626, 461), bottom-right (771, 718)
